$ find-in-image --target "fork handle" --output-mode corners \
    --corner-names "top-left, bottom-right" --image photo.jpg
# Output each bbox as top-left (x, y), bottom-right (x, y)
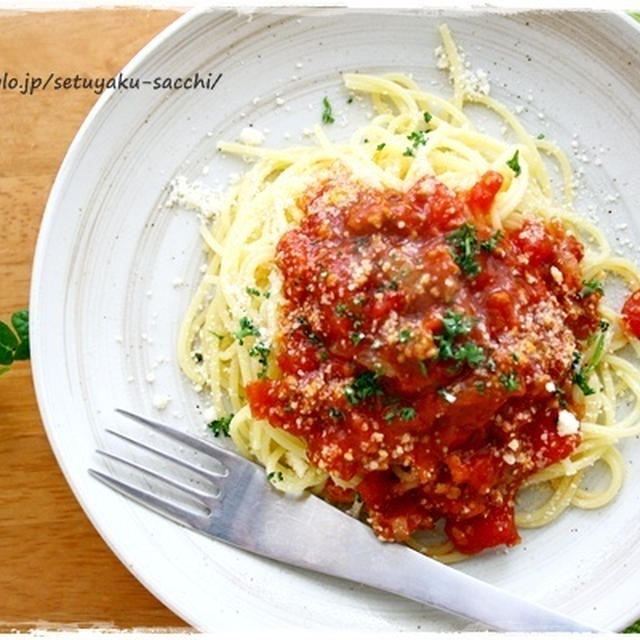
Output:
top-left (213, 477), bottom-right (600, 632)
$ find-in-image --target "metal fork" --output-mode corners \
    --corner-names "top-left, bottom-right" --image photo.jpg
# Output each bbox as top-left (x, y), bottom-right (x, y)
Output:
top-left (90, 409), bottom-right (600, 632)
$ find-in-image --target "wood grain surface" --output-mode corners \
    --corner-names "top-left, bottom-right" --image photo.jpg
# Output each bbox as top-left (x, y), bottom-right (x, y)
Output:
top-left (0, 9), bottom-right (191, 630)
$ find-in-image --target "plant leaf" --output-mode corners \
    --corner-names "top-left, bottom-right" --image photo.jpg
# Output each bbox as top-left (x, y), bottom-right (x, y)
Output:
top-left (14, 341), bottom-right (30, 361)
top-left (11, 310), bottom-right (29, 344)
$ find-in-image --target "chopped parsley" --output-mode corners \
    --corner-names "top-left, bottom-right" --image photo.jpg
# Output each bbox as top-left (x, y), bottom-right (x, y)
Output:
top-left (267, 471), bottom-right (284, 482)
top-left (248, 341), bottom-right (270, 378)
top-left (233, 316), bottom-right (261, 345)
top-left (329, 407), bottom-right (344, 420)
top-left (399, 328), bottom-right (412, 344)
top-left (578, 277), bottom-right (604, 299)
top-left (572, 350), bottom-right (596, 396)
top-left (403, 129), bottom-right (428, 157)
top-left (376, 142), bottom-right (386, 151)
top-left (399, 406), bottom-right (417, 421)
top-left (321, 97), bottom-right (335, 124)
top-left (193, 352), bottom-right (203, 363)
top-left (453, 341), bottom-right (486, 368)
top-left (207, 414), bottom-right (233, 437)
top-left (246, 286), bottom-right (261, 297)
top-left (351, 332), bottom-right (365, 346)
top-left (423, 111), bottom-right (433, 124)
top-left (435, 309), bottom-right (473, 360)
top-left (297, 316), bottom-right (323, 345)
top-left (480, 230), bottom-right (503, 253)
top-left (384, 406), bottom-right (417, 422)
top-left (344, 370), bottom-right (384, 405)
top-left (500, 371), bottom-right (520, 392)
top-left (433, 310), bottom-right (485, 369)
top-left (507, 149), bottom-right (521, 177)
top-left (475, 381), bottom-right (486, 395)
top-left (536, 133), bottom-right (545, 140)
top-left (447, 223), bottom-right (481, 277)
top-left (572, 320), bottom-right (609, 396)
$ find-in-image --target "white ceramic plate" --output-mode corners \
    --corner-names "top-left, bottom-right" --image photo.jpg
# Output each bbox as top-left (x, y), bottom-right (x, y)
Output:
top-left (31, 8), bottom-right (640, 632)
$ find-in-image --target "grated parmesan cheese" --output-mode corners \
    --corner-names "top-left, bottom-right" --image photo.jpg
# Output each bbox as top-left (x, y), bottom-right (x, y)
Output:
top-left (557, 409), bottom-right (580, 436)
top-left (239, 127), bottom-right (265, 146)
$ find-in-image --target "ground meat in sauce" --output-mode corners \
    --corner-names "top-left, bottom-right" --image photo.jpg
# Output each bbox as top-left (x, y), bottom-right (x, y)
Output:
top-left (246, 168), bottom-right (602, 555)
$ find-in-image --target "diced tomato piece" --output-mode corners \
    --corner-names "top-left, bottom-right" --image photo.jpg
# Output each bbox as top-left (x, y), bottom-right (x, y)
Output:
top-left (467, 170), bottom-right (504, 215)
top-left (623, 289), bottom-right (640, 339)
top-left (486, 289), bottom-right (515, 332)
top-left (245, 380), bottom-right (272, 420)
top-left (445, 506), bottom-right (520, 554)
top-left (446, 449), bottom-right (501, 493)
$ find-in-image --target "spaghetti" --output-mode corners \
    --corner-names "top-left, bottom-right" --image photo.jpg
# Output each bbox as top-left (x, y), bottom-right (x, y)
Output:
top-left (177, 25), bottom-right (640, 559)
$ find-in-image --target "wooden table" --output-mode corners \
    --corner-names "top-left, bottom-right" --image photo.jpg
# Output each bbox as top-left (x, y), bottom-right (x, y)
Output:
top-left (0, 9), bottom-right (191, 630)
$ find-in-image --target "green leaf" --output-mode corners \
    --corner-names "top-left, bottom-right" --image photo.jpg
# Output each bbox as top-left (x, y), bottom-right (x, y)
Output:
top-left (0, 365), bottom-right (10, 376)
top-left (11, 310), bottom-right (29, 344)
top-left (0, 320), bottom-right (18, 350)
top-left (0, 321), bottom-right (17, 365)
top-left (14, 341), bottom-right (30, 361)
top-left (624, 618), bottom-right (640, 633)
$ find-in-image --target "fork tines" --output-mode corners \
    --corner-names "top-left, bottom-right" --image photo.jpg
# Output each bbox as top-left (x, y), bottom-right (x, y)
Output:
top-left (89, 409), bottom-right (243, 529)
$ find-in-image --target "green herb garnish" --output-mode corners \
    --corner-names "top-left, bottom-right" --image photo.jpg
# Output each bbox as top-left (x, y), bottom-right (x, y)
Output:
top-left (434, 310), bottom-right (474, 360)
top-left (507, 149), bottom-right (521, 176)
top-left (248, 341), bottom-right (270, 378)
top-left (207, 414), bottom-right (233, 437)
top-left (399, 406), bottom-right (417, 421)
top-left (233, 316), bottom-right (260, 345)
top-left (500, 371), bottom-right (520, 392)
top-left (480, 230), bottom-right (503, 253)
top-left (454, 341), bottom-right (486, 368)
top-left (322, 96), bottom-right (335, 124)
top-left (447, 223), bottom-right (481, 277)
top-left (578, 277), bottom-right (604, 299)
top-left (344, 370), bottom-right (384, 405)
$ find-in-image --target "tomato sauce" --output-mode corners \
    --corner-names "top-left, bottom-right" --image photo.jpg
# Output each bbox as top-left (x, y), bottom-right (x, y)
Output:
top-left (246, 168), bottom-right (602, 554)
top-left (622, 289), bottom-right (640, 339)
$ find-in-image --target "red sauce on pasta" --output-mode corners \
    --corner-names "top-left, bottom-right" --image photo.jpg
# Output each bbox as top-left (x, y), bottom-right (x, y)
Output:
top-left (247, 169), bottom-right (602, 554)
